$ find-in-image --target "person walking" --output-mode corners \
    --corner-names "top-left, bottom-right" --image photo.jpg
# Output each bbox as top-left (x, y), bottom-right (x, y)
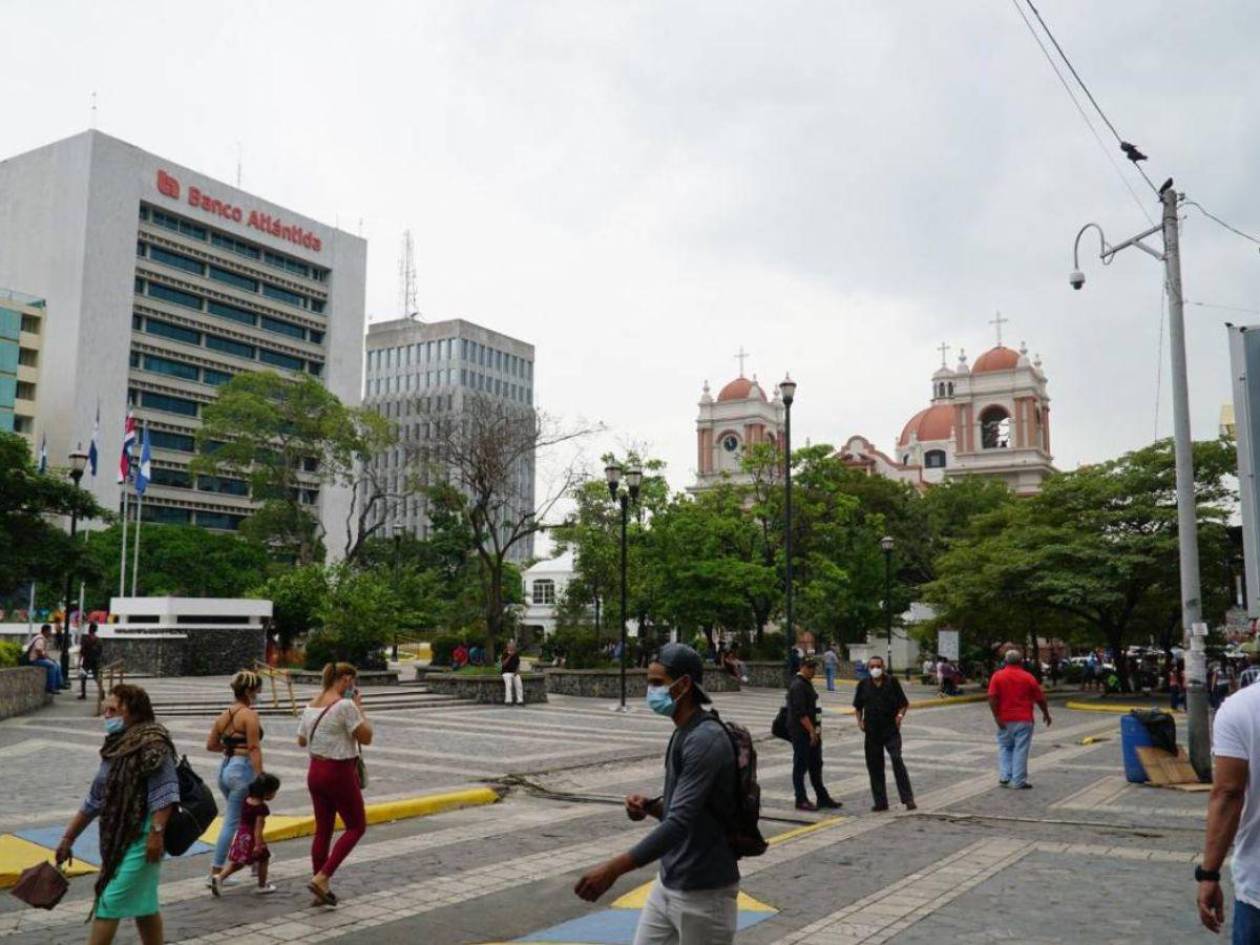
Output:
top-left (297, 662), bottom-right (373, 907)
top-left (205, 670), bottom-right (265, 890)
top-left (787, 657), bottom-right (842, 812)
top-left (211, 772), bottom-right (280, 896)
top-left (501, 640), bottom-right (525, 706)
top-left (1170, 659), bottom-right (1187, 711)
top-left (78, 622), bottom-right (102, 701)
top-left (822, 645), bottom-right (840, 692)
top-left (1197, 668), bottom-right (1260, 938)
top-left (988, 648), bottom-right (1052, 790)
top-left (853, 655), bottom-right (915, 812)
top-left (54, 684), bottom-right (178, 945)
top-left (573, 643), bottom-right (741, 944)
top-left (24, 624), bottom-right (64, 694)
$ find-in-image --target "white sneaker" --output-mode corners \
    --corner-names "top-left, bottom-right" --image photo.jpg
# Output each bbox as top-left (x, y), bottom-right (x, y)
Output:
top-left (253, 883), bottom-right (277, 895)
top-left (207, 874), bottom-right (242, 890)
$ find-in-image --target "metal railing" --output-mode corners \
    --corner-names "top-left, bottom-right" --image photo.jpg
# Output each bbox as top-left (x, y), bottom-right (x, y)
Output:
top-left (253, 661), bottom-right (298, 715)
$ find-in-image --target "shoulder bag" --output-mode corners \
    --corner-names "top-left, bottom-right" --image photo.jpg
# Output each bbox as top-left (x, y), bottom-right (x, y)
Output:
top-left (309, 701), bottom-right (368, 789)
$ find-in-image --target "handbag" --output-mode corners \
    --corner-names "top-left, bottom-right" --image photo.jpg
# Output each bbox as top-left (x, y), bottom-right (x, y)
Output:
top-left (310, 701), bottom-right (368, 789)
top-left (771, 704), bottom-right (790, 741)
top-left (10, 861), bottom-right (68, 910)
top-left (165, 755), bottom-right (219, 856)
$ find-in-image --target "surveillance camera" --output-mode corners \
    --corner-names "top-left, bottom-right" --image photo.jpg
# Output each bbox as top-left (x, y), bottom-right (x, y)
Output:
top-left (1069, 270), bottom-right (1085, 290)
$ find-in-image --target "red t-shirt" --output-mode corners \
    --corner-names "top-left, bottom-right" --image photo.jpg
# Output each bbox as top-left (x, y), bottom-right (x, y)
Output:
top-left (987, 665), bottom-right (1044, 723)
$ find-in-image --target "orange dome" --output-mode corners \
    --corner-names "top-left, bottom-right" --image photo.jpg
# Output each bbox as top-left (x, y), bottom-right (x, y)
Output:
top-left (717, 377), bottom-right (765, 402)
top-left (972, 345), bottom-right (1020, 374)
top-left (899, 403), bottom-right (954, 446)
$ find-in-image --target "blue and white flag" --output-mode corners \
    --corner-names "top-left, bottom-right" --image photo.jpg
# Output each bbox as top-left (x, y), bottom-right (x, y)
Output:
top-left (88, 403), bottom-right (99, 478)
top-left (37, 432), bottom-right (47, 474)
top-left (134, 426), bottom-right (152, 496)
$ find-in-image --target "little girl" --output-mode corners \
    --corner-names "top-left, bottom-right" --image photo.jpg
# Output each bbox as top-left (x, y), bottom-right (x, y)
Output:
top-left (212, 772), bottom-right (280, 896)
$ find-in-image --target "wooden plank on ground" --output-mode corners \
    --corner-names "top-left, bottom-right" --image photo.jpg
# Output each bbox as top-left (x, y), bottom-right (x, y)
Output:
top-left (1137, 745), bottom-right (1200, 785)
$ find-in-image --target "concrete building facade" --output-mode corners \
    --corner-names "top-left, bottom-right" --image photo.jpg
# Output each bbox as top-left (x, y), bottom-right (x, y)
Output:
top-left (0, 289), bottom-right (43, 444)
top-left (0, 131), bottom-right (366, 542)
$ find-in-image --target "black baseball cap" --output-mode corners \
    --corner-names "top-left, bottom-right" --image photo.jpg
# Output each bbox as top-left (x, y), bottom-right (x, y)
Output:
top-left (655, 643), bottom-right (712, 704)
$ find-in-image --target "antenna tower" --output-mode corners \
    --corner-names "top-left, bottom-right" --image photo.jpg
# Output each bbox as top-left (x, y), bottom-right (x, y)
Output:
top-left (398, 229), bottom-right (418, 319)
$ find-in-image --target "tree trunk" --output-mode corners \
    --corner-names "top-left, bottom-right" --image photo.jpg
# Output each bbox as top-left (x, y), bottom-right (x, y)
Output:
top-left (1104, 628), bottom-right (1129, 693)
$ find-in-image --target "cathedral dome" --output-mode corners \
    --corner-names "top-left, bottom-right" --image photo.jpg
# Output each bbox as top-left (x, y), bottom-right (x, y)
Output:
top-left (972, 345), bottom-right (1020, 374)
top-left (899, 403), bottom-right (954, 446)
top-left (717, 376), bottom-right (766, 402)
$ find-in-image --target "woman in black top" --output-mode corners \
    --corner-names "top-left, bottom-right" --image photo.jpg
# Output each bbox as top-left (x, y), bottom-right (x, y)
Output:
top-left (501, 641), bottom-right (524, 706)
top-left (205, 670), bottom-right (265, 889)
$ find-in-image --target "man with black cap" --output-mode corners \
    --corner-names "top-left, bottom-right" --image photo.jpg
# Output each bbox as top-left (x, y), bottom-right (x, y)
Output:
top-left (574, 642), bottom-right (740, 944)
top-left (788, 657), bottom-right (842, 812)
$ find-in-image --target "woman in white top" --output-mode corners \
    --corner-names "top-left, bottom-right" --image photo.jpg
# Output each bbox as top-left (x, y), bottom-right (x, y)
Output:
top-left (296, 662), bottom-right (373, 906)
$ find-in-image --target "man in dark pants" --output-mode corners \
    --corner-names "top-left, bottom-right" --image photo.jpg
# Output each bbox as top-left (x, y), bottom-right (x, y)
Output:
top-left (853, 655), bottom-right (916, 812)
top-left (787, 658), bottom-right (842, 812)
top-left (77, 622), bottom-right (102, 701)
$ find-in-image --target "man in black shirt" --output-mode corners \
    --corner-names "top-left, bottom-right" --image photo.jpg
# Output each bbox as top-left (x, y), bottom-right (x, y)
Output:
top-left (787, 658), bottom-right (841, 812)
top-left (77, 622), bottom-right (102, 701)
top-left (853, 655), bottom-right (916, 812)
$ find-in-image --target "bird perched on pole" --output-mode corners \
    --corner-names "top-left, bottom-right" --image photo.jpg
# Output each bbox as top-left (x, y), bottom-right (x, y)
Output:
top-left (1120, 141), bottom-right (1148, 163)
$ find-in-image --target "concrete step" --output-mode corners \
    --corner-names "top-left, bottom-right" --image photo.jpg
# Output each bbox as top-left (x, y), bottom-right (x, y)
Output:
top-left (149, 686), bottom-right (466, 718)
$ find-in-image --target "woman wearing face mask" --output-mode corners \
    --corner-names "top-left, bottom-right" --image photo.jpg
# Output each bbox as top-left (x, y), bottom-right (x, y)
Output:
top-left (55, 684), bottom-right (179, 945)
top-left (297, 661), bottom-right (373, 907)
top-left (205, 669), bottom-right (265, 893)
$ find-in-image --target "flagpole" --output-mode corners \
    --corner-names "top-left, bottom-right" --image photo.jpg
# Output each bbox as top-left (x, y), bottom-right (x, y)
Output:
top-left (130, 423), bottom-right (149, 598)
top-left (119, 486), bottom-right (128, 598)
top-left (131, 484), bottom-right (143, 597)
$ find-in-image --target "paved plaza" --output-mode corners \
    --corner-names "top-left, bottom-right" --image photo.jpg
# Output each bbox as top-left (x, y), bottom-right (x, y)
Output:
top-left (0, 677), bottom-right (1213, 944)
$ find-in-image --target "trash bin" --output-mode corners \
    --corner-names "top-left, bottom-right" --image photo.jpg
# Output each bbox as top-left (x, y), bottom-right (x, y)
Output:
top-left (1120, 714), bottom-right (1153, 783)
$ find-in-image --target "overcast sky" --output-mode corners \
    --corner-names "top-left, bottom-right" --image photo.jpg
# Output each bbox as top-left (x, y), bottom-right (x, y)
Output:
top-left (5, 2), bottom-right (1259, 511)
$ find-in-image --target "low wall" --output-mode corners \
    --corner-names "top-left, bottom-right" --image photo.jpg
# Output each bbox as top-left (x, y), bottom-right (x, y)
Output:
top-left (0, 667), bottom-right (51, 719)
top-left (544, 667), bottom-right (740, 699)
top-left (425, 672), bottom-right (547, 704)
top-left (98, 627), bottom-right (265, 676)
top-left (292, 669), bottom-right (399, 686)
top-left (99, 634), bottom-right (187, 676)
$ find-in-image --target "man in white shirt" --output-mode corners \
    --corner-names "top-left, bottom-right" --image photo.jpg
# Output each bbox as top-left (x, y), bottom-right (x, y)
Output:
top-left (1199, 678), bottom-right (1260, 940)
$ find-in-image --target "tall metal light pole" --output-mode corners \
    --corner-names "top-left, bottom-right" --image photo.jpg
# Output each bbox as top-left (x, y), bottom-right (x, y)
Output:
top-left (1071, 181), bottom-right (1209, 778)
top-left (880, 535), bottom-right (895, 675)
top-left (779, 376), bottom-right (797, 687)
top-left (392, 525), bottom-right (402, 662)
top-left (61, 447), bottom-right (89, 687)
top-left (606, 462), bottom-right (642, 711)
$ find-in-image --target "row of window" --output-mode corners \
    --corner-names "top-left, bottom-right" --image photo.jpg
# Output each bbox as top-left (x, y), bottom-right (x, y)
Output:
top-left (367, 368), bottom-right (532, 404)
top-left (130, 351), bottom-right (233, 386)
top-left (140, 205), bottom-right (329, 284)
top-left (463, 369), bottom-right (531, 403)
top-left (144, 427), bottom-right (319, 476)
top-left (374, 394), bottom-right (454, 419)
top-left (132, 313), bottom-right (323, 377)
top-left (141, 503), bottom-right (246, 530)
top-left (136, 277), bottom-right (325, 346)
top-left (368, 338), bottom-right (532, 381)
top-left (137, 245), bottom-right (326, 316)
top-left (147, 466), bottom-right (250, 496)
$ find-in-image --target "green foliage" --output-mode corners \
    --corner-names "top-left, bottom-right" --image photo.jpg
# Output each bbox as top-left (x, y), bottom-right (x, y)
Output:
top-left (0, 640), bottom-right (22, 667)
top-left (0, 433), bottom-right (105, 597)
top-left (253, 564), bottom-right (328, 651)
top-left (310, 565), bottom-right (402, 669)
top-left (543, 627), bottom-right (610, 668)
top-left (429, 632), bottom-right (477, 667)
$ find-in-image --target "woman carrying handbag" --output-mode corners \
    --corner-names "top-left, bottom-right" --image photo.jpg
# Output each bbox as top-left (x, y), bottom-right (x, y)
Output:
top-left (296, 662), bottom-right (373, 907)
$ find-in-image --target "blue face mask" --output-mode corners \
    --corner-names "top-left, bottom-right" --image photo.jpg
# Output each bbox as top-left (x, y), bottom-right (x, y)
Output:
top-left (646, 683), bottom-right (677, 717)
top-left (104, 716), bottom-right (125, 735)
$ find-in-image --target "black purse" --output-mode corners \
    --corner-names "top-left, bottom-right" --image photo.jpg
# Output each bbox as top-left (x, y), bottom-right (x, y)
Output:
top-left (164, 755), bottom-right (219, 856)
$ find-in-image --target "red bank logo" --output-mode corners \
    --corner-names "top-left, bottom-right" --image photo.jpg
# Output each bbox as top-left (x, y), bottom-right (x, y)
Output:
top-left (156, 169), bottom-right (180, 199)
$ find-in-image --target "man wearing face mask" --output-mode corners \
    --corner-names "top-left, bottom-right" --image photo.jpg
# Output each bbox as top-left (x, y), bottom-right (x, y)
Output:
top-left (853, 655), bottom-right (915, 812)
top-left (574, 643), bottom-right (740, 944)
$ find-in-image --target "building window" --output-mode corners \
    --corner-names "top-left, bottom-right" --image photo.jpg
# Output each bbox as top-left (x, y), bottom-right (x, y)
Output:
top-left (308, 330), bottom-right (324, 345)
top-left (203, 368), bottom-right (233, 386)
top-left (259, 348), bottom-right (304, 371)
top-left (148, 245), bottom-right (205, 276)
top-left (205, 335), bottom-right (256, 360)
top-left (722, 434), bottom-right (740, 453)
top-left (260, 315), bottom-right (305, 340)
top-left (150, 430), bottom-right (196, 452)
top-left (925, 449), bottom-right (947, 468)
top-left (532, 579), bottom-right (556, 605)
top-left (150, 209), bottom-right (207, 241)
top-left (145, 318), bottom-right (201, 346)
top-left (307, 361), bottom-right (323, 377)
top-left (20, 314), bottom-right (40, 335)
top-left (147, 282), bottom-right (204, 311)
top-left (196, 511), bottom-right (244, 530)
top-left (140, 391), bottom-right (200, 417)
top-left (211, 232), bottom-right (261, 259)
top-left (197, 474), bottom-right (249, 496)
top-left (980, 406), bottom-right (1011, 449)
top-left (208, 266), bottom-right (259, 293)
top-left (15, 381), bottom-right (35, 400)
top-left (207, 300), bottom-right (257, 326)
top-left (142, 354), bottom-right (200, 381)
top-left (144, 504), bottom-right (192, 525)
top-left (262, 283), bottom-right (305, 308)
top-left (17, 348), bottom-right (38, 368)
top-left (150, 467), bottom-right (192, 488)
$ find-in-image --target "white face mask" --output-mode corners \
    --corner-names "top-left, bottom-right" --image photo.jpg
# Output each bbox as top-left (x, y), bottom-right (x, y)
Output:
top-left (869, 667), bottom-right (884, 679)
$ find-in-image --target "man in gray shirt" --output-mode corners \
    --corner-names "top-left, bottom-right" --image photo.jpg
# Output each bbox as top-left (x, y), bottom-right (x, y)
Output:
top-left (575, 643), bottom-right (739, 944)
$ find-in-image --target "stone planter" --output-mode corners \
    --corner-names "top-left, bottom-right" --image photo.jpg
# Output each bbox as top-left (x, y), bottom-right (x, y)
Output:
top-left (425, 672), bottom-right (548, 704)
top-left (544, 667), bottom-right (740, 699)
top-left (291, 669), bottom-right (399, 686)
top-left (741, 661), bottom-right (792, 689)
top-left (0, 667), bottom-right (51, 719)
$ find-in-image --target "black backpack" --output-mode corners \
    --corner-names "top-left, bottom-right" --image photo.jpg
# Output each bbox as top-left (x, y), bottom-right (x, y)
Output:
top-left (672, 712), bottom-right (768, 859)
top-left (164, 755), bottom-right (219, 856)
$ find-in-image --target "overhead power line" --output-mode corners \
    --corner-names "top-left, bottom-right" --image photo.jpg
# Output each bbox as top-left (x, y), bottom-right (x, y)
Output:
top-left (1183, 200), bottom-right (1260, 249)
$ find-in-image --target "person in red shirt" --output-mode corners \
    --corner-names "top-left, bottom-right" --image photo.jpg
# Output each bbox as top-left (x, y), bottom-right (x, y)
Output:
top-left (987, 648), bottom-right (1052, 789)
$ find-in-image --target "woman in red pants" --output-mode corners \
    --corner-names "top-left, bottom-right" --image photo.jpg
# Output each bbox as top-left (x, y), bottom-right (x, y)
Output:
top-left (297, 662), bottom-right (373, 906)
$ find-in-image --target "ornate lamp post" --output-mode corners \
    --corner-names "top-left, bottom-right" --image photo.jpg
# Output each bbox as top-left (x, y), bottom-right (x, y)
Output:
top-left (880, 534), bottom-right (895, 675)
top-left (606, 462), bottom-right (642, 711)
top-left (61, 447), bottom-right (89, 686)
top-left (779, 376), bottom-right (797, 686)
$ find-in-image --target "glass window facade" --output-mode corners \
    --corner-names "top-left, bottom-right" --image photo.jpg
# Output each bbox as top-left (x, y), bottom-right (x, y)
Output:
top-left (259, 348), bottom-right (303, 371)
top-left (143, 354), bottom-right (199, 381)
top-left (150, 430), bottom-right (196, 452)
top-left (262, 283), bottom-right (304, 307)
top-left (205, 335), bottom-right (256, 360)
top-left (207, 301), bottom-right (256, 326)
top-left (147, 283), bottom-right (204, 311)
top-left (260, 315), bottom-right (305, 340)
top-left (148, 245), bottom-right (205, 276)
top-left (140, 391), bottom-right (199, 417)
top-left (208, 266), bottom-right (258, 293)
top-left (144, 318), bottom-right (202, 346)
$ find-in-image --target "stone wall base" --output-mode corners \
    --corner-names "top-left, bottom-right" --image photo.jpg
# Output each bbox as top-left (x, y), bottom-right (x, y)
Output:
top-left (0, 667), bottom-right (51, 719)
top-left (425, 672), bottom-right (547, 704)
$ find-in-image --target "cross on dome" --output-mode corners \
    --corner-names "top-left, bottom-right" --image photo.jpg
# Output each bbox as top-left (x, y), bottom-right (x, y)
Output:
top-left (937, 341), bottom-right (951, 367)
top-left (990, 311), bottom-right (1009, 346)
top-left (734, 346), bottom-right (750, 377)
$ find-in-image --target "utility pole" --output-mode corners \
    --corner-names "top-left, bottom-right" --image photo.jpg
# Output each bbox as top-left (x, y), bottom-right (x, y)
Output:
top-left (1161, 186), bottom-right (1210, 779)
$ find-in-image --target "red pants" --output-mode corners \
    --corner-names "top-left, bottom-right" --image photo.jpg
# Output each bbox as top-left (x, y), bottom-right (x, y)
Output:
top-left (307, 758), bottom-right (365, 878)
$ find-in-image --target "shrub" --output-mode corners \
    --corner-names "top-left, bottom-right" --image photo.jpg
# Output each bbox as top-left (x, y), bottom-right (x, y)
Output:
top-left (430, 633), bottom-right (465, 667)
top-left (546, 627), bottom-right (609, 669)
top-left (748, 632), bottom-right (787, 661)
top-left (0, 640), bottom-right (21, 668)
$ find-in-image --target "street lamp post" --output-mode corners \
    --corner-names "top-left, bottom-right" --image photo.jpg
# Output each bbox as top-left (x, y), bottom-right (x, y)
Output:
top-left (779, 376), bottom-right (797, 687)
top-left (61, 447), bottom-right (89, 687)
top-left (606, 462), bottom-right (642, 711)
top-left (392, 527), bottom-right (402, 662)
top-left (880, 535), bottom-right (895, 675)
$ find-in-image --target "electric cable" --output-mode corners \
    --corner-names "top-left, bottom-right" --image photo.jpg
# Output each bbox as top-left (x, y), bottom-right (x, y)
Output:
top-left (1185, 299), bottom-right (1260, 317)
top-left (1009, 0), bottom-right (1154, 224)
top-left (1182, 200), bottom-right (1260, 249)
top-left (1154, 287), bottom-right (1165, 441)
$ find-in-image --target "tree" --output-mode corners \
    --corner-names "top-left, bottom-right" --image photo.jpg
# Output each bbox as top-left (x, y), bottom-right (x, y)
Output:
top-left (192, 371), bottom-right (393, 564)
top-left (429, 392), bottom-right (593, 656)
top-left (924, 438), bottom-right (1236, 690)
top-left (252, 563), bottom-right (328, 652)
top-left (309, 565), bottom-right (403, 668)
top-left (0, 433), bottom-right (104, 597)
top-left (81, 523), bottom-right (269, 606)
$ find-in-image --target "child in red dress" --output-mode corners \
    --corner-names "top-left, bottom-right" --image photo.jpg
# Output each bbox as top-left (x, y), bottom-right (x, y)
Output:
top-left (212, 772), bottom-right (280, 896)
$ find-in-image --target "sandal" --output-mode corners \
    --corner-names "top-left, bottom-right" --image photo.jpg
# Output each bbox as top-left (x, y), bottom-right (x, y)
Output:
top-left (306, 881), bottom-right (337, 907)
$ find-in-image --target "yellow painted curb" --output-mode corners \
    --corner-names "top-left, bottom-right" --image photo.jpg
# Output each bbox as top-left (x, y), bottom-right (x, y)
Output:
top-left (824, 693), bottom-right (987, 713)
top-left (1065, 701), bottom-right (1167, 714)
top-left (0, 834), bottom-right (97, 888)
top-left (767, 815), bottom-right (846, 845)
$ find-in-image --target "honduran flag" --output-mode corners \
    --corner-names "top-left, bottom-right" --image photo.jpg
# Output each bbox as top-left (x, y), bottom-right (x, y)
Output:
top-left (37, 432), bottom-right (48, 474)
top-left (87, 402), bottom-right (100, 478)
top-left (134, 426), bottom-right (152, 497)
top-left (118, 409), bottom-right (136, 483)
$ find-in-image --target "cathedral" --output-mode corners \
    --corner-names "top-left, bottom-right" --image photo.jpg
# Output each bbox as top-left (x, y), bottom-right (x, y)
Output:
top-left (694, 323), bottom-right (1056, 496)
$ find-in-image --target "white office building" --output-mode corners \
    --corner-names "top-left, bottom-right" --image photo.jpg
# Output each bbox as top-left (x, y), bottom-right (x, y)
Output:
top-left (0, 131), bottom-right (366, 545)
